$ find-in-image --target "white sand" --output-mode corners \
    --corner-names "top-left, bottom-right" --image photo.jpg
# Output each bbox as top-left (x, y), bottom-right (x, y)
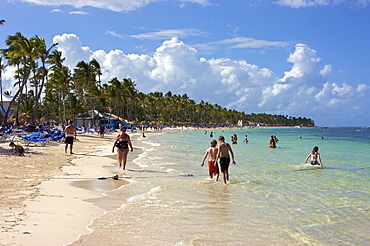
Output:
top-left (0, 133), bottom-right (140, 246)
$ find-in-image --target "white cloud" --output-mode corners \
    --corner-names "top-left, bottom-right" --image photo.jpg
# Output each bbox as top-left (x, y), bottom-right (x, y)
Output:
top-left (52, 34), bottom-right (369, 121)
top-left (1, 66), bottom-right (18, 94)
top-left (3, 33), bottom-right (369, 126)
top-left (53, 33), bottom-right (92, 68)
top-left (131, 29), bottom-right (208, 40)
top-left (105, 30), bottom-right (127, 39)
top-left (278, 43), bottom-right (324, 84)
top-left (274, 0), bottom-right (370, 8)
top-left (194, 37), bottom-right (292, 51)
top-left (320, 64), bottom-right (333, 77)
top-left (69, 11), bottom-right (89, 15)
top-left (20, 0), bottom-right (212, 12)
top-left (274, 0), bottom-right (330, 8)
top-left (51, 8), bottom-right (62, 12)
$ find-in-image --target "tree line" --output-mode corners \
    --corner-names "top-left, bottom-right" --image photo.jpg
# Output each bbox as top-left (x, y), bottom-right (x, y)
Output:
top-left (0, 32), bottom-right (315, 128)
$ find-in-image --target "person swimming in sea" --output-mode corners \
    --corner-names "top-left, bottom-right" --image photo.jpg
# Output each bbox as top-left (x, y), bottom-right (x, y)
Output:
top-left (303, 146), bottom-right (323, 167)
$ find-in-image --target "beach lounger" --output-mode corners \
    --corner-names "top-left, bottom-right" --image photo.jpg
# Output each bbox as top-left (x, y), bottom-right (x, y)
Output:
top-left (0, 129), bottom-right (16, 142)
top-left (25, 137), bottom-right (49, 147)
top-left (18, 132), bottom-right (50, 146)
top-left (51, 132), bottom-right (65, 142)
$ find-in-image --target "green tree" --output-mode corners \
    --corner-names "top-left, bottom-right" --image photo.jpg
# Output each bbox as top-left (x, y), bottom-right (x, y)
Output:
top-left (0, 57), bottom-right (7, 120)
top-left (47, 50), bottom-right (72, 123)
top-left (28, 36), bottom-right (58, 127)
top-left (0, 32), bottom-right (36, 125)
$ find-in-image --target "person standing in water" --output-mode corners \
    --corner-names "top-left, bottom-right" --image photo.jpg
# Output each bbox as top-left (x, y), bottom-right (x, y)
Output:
top-left (216, 135), bottom-right (236, 184)
top-left (269, 135), bottom-right (276, 148)
top-left (201, 140), bottom-right (219, 181)
top-left (112, 126), bottom-right (133, 170)
top-left (304, 146), bottom-right (323, 167)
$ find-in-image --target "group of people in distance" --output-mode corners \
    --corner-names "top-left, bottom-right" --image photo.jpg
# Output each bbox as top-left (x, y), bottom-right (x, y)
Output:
top-left (7, 121), bottom-right (323, 183)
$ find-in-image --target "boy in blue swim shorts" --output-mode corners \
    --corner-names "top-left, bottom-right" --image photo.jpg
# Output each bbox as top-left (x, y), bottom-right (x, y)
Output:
top-left (216, 136), bottom-right (236, 184)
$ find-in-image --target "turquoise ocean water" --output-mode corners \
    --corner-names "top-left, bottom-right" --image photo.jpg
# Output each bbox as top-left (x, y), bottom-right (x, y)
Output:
top-left (76, 127), bottom-right (370, 245)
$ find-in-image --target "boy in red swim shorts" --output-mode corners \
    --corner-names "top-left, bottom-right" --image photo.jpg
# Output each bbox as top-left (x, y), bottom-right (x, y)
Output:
top-left (201, 140), bottom-right (219, 181)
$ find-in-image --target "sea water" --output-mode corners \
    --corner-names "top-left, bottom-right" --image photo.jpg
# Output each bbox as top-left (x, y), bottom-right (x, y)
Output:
top-left (74, 127), bottom-right (370, 245)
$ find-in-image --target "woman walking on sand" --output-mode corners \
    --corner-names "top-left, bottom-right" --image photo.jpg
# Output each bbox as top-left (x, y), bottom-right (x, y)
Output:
top-left (112, 126), bottom-right (133, 170)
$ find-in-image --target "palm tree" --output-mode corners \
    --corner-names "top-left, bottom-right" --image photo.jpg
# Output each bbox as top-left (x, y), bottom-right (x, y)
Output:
top-left (0, 20), bottom-right (5, 26)
top-left (90, 58), bottom-right (102, 86)
top-left (86, 83), bottom-right (107, 114)
top-left (28, 36), bottom-right (58, 127)
top-left (47, 50), bottom-right (66, 122)
top-left (122, 78), bottom-right (138, 122)
top-left (0, 57), bottom-right (7, 122)
top-left (106, 77), bottom-right (126, 117)
top-left (72, 59), bottom-right (101, 110)
top-left (47, 64), bottom-right (72, 123)
top-left (0, 32), bottom-right (37, 125)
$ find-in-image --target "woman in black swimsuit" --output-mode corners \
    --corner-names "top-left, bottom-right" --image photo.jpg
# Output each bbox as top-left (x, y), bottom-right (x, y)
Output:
top-left (112, 127), bottom-right (133, 170)
top-left (303, 146), bottom-right (323, 167)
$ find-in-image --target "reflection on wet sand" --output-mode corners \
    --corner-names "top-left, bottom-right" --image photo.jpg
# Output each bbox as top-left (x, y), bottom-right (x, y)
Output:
top-left (72, 179), bottom-right (128, 193)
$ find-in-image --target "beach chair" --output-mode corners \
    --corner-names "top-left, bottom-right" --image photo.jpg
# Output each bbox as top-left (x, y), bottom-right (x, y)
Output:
top-left (76, 127), bottom-right (86, 135)
top-left (20, 132), bottom-right (50, 147)
top-left (0, 129), bottom-right (16, 142)
top-left (51, 132), bottom-right (65, 142)
top-left (26, 137), bottom-right (49, 147)
top-left (23, 132), bottom-right (41, 139)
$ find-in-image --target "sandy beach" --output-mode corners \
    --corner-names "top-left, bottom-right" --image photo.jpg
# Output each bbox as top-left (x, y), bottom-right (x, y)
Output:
top-left (0, 131), bottom-right (142, 246)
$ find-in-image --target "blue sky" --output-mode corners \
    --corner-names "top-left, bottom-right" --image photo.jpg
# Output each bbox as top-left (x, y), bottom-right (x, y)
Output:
top-left (1, 0), bottom-right (369, 126)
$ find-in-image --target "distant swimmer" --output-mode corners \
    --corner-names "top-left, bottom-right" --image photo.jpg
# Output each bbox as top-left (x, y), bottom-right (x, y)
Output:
top-left (231, 134), bottom-right (237, 144)
top-left (269, 135), bottom-right (276, 148)
top-left (201, 140), bottom-right (219, 181)
top-left (216, 135), bottom-right (236, 184)
top-left (304, 146), bottom-right (323, 167)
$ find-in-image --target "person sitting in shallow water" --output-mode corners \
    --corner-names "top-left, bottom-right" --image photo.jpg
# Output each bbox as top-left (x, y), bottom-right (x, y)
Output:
top-left (304, 146), bottom-right (323, 167)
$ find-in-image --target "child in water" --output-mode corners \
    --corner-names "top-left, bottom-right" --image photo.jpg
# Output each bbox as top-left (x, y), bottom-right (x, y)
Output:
top-left (304, 146), bottom-right (323, 167)
top-left (201, 140), bottom-right (219, 181)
